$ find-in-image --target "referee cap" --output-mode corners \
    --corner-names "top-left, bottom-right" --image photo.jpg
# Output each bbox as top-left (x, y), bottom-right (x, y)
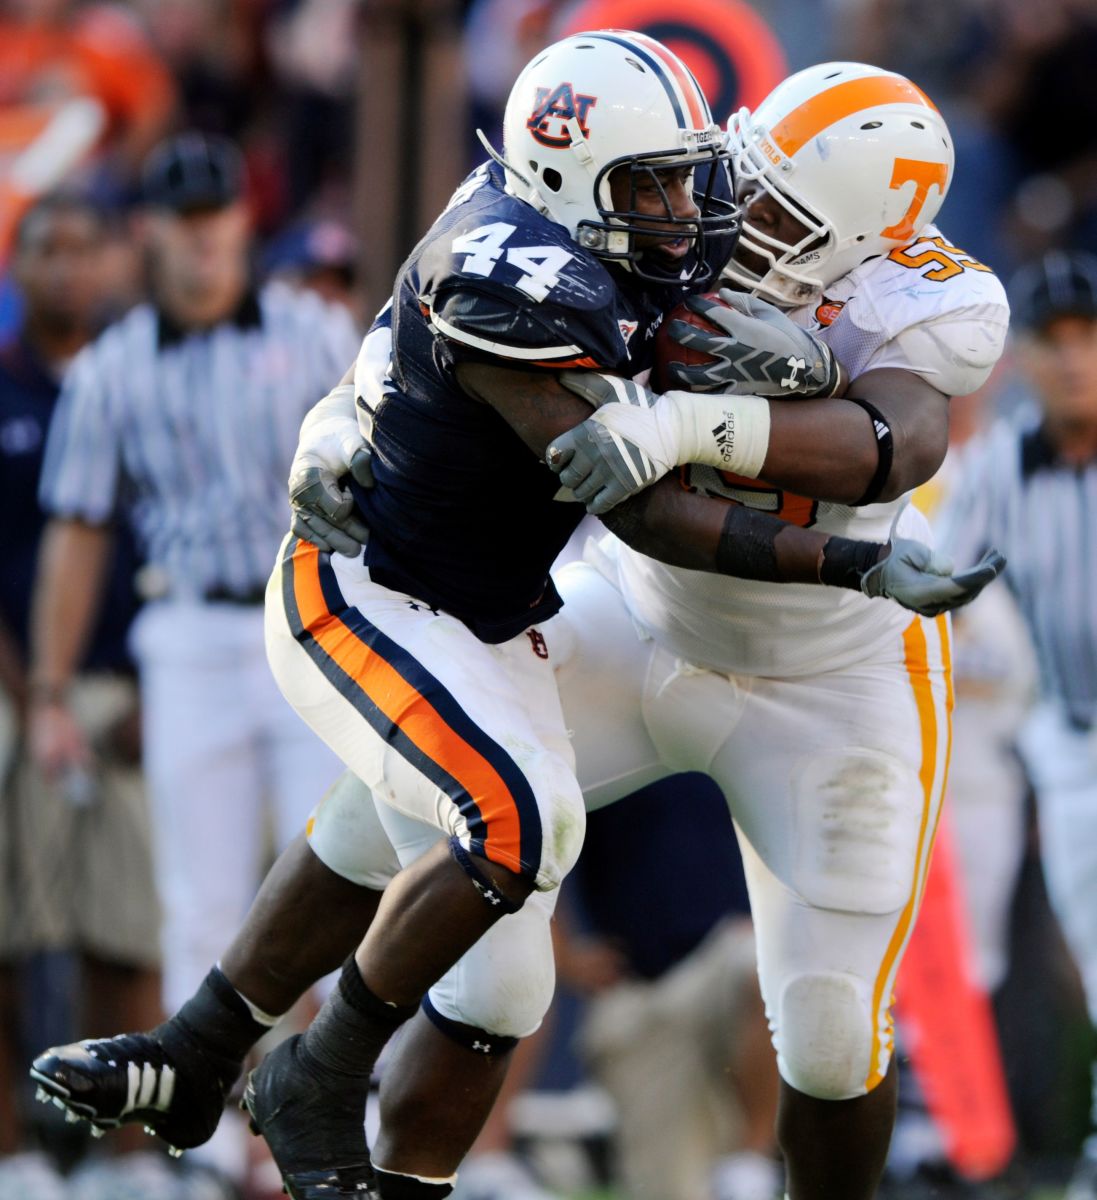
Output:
top-left (1009, 249), bottom-right (1097, 332)
top-left (141, 132), bottom-right (244, 213)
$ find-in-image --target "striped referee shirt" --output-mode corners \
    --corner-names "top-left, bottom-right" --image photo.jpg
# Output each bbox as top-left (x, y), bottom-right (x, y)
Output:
top-left (937, 401), bottom-right (1097, 729)
top-left (39, 281), bottom-right (360, 599)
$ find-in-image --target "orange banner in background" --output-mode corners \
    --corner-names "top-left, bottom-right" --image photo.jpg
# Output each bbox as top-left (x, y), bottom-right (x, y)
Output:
top-left (895, 811), bottom-right (1017, 1180)
top-left (561, 0), bottom-right (787, 119)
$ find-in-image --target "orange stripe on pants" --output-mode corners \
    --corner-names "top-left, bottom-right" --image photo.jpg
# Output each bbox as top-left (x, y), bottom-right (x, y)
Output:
top-left (290, 540), bottom-right (526, 874)
top-left (864, 615), bottom-right (950, 1090)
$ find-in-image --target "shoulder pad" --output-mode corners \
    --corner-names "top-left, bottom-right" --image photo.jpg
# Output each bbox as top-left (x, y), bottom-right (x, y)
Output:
top-left (418, 199), bottom-right (630, 370)
top-left (846, 226), bottom-right (1009, 338)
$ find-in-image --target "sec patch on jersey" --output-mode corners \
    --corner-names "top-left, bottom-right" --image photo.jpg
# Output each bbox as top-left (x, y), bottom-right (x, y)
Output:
top-left (651, 291), bottom-right (726, 392)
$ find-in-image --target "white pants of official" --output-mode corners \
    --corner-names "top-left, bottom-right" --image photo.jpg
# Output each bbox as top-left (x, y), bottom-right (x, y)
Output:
top-left (130, 600), bottom-right (342, 1011)
top-left (292, 546), bottom-right (952, 1096)
top-left (1019, 704), bottom-right (1097, 1029)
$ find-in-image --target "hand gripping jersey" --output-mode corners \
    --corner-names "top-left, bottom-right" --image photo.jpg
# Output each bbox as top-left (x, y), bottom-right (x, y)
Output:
top-left (350, 163), bottom-right (715, 643)
top-left (612, 226), bottom-right (1010, 676)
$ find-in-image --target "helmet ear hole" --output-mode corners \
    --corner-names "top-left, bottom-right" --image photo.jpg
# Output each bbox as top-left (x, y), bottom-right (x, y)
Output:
top-left (542, 167), bottom-right (563, 193)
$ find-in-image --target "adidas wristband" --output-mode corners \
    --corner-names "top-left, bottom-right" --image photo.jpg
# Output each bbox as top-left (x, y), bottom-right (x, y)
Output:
top-left (658, 390), bottom-right (771, 478)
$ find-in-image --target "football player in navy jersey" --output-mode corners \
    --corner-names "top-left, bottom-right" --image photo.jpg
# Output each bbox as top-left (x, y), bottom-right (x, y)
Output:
top-left (30, 33), bottom-right (1002, 1200)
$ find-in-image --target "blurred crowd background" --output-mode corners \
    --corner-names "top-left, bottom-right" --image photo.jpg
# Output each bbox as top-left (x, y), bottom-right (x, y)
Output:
top-left (2, 1), bottom-right (1097, 1199)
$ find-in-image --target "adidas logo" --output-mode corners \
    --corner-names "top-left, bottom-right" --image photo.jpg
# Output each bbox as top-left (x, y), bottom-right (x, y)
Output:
top-left (712, 413), bottom-right (735, 464)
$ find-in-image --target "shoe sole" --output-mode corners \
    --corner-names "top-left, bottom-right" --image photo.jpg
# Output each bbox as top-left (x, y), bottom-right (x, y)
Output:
top-left (28, 1066), bottom-right (183, 1155)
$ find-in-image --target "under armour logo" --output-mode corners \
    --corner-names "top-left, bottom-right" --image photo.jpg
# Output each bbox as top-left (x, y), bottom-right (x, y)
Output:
top-left (474, 881), bottom-right (502, 905)
top-left (781, 357), bottom-right (806, 389)
top-left (471, 1040), bottom-right (493, 1054)
top-left (407, 599), bottom-right (440, 615)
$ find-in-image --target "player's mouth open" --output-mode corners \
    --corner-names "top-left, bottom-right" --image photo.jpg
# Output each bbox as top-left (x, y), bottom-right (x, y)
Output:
top-left (652, 236), bottom-right (690, 260)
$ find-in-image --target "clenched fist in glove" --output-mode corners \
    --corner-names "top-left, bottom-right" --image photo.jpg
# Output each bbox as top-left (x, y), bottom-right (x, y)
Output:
top-left (288, 383), bottom-right (374, 556)
top-left (662, 289), bottom-right (845, 397)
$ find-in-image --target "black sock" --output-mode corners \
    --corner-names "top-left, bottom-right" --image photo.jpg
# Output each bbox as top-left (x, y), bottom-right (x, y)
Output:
top-left (299, 957), bottom-right (418, 1083)
top-left (163, 966), bottom-right (269, 1067)
top-left (374, 1167), bottom-right (454, 1199)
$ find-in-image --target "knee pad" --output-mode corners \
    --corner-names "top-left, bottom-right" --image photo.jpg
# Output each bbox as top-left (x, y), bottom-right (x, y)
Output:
top-left (306, 769), bottom-right (402, 889)
top-left (775, 971), bottom-right (880, 1101)
top-left (426, 891), bottom-right (557, 1038)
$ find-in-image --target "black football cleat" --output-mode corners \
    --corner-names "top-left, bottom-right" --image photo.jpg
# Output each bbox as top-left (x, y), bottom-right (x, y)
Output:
top-left (30, 1022), bottom-right (241, 1153)
top-left (242, 1034), bottom-right (376, 1199)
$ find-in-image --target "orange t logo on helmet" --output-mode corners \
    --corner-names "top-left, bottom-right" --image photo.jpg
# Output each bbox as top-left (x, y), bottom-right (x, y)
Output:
top-left (882, 158), bottom-right (949, 243)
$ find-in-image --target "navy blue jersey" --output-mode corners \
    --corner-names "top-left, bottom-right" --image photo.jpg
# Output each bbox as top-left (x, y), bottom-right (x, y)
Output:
top-left (352, 163), bottom-right (716, 642)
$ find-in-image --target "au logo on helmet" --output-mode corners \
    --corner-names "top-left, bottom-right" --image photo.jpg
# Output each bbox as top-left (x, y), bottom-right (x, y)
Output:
top-left (526, 84), bottom-right (598, 149)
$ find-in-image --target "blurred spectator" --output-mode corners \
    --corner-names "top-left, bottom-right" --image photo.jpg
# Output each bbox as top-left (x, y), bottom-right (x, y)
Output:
top-left (936, 249), bottom-right (1097, 1200)
top-left (135, 0), bottom-right (255, 140)
top-left (262, 216), bottom-right (362, 323)
top-left (25, 131), bottom-right (357, 1194)
top-left (826, 0), bottom-right (990, 100)
top-left (569, 775), bottom-right (781, 1200)
top-left (265, 0), bottom-right (359, 219)
top-left (0, 192), bottom-right (163, 1200)
top-left (0, 0), bottom-right (177, 255)
top-left (966, 0), bottom-right (1097, 262)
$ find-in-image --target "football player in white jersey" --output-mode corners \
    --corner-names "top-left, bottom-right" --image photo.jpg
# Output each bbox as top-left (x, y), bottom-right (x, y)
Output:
top-left (31, 58), bottom-right (1006, 1200)
top-left (534, 61), bottom-right (1009, 1200)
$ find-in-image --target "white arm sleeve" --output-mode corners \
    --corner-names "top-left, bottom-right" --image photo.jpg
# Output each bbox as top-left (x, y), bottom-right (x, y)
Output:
top-left (293, 383), bottom-right (361, 478)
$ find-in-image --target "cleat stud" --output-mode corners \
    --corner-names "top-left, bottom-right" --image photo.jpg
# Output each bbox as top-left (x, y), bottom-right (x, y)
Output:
top-left (51, 1098), bottom-right (66, 1110)
top-left (65, 1110), bottom-right (80, 1123)
top-left (90, 1126), bottom-right (105, 1139)
top-left (168, 1146), bottom-right (183, 1159)
top-left (35, 1087), bottom-right (47, 1102)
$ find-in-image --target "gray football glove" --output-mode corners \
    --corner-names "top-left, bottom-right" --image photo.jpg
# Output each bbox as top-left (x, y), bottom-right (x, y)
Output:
top-left (546, 372), bottom-right (670, 514)
top-left (289, 446), bottom-right (375, 557)
top-left (665, 289), bottom-right (842, 397)
top-left (861, 535), bottom-right (1006, 617)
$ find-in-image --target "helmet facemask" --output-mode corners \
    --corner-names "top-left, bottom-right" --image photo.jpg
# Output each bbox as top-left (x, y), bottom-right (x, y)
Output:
top-left (577, 143), bottom-right (740, 286)
top-left (725, 109), bottom-right (837, 307)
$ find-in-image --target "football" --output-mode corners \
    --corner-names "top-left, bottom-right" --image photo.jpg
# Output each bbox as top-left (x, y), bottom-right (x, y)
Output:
top-left (651, 291), bottom-right (729, 392)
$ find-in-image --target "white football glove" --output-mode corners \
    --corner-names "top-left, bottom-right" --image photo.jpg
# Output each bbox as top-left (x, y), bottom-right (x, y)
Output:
top-left (289, 383), bottom-right (374, 557)
top-left (545, 370), bottom-right (771, 514)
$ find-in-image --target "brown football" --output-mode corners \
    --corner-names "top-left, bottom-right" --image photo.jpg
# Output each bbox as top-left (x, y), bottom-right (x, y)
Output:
top-left (652, 291), bottom-right (728, 392)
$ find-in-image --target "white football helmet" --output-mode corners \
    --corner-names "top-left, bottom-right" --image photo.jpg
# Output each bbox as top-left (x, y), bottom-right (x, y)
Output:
top-left (725, 62), bottom-right (954, 306)
top-left (489, 29), bottom-right (738, 283)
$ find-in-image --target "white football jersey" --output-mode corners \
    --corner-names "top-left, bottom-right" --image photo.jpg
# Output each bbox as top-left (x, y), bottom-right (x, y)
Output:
top-left (608, 226), bottom-right (1010, 677)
